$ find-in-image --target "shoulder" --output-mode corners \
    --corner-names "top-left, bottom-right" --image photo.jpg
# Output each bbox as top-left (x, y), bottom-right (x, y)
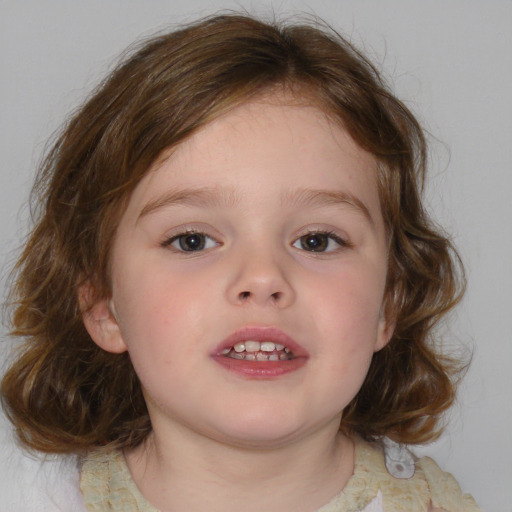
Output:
top-left (80, 448), bottom-right (158, 512)
top-left (380, 438), bottom-right (480, 510)
top-left (380, 439), bottom-right (481, 512)
top-left (416, 455), bottom-right (480, 512)
top-left (320, 438), bottom-right (481, 512)
top-left (80, 449), bottom-right (124, 508)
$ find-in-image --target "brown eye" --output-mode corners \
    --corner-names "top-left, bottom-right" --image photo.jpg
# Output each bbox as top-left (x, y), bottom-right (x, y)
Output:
top-left (177, 233), bottom-right (205, 251)
top-left (293, 231), bottom-right (347, 253)
top-left (300, 233), bottom-right (329, 252)
top-left (166, 232), bottom-right (218, 252)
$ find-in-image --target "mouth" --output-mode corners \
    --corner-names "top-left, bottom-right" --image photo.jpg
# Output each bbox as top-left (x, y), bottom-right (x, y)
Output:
top-left (212, 327), bottom-right (308, 378)
top-left (220, 341), bottom-right (295, 361)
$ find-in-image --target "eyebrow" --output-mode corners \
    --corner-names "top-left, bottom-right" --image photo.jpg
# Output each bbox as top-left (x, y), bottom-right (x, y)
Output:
top-left (138, 187), bottom-right (237, 220)
top-left (282, 188), bottom-right (374, 225)
top-left (138, 186), bottom-right (373, 225)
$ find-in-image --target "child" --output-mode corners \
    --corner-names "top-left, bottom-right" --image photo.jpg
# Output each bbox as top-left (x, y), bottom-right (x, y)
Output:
top-left (1, 13), bottom-right (480, 512)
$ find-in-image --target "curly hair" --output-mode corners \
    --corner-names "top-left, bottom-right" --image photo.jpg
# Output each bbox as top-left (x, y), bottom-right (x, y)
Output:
top-left (1, 13), bottom-right (465, 453)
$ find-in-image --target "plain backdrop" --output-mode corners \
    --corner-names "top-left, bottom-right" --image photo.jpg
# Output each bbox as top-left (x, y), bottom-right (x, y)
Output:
top-left (1, 1), bottom-right (510, 511)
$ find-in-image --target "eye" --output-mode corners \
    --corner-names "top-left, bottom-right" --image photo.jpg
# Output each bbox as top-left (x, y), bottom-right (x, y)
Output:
top-left (292, 231), bottom-right (348, 253)
top-left (164, 231), bottom-right (219, 252)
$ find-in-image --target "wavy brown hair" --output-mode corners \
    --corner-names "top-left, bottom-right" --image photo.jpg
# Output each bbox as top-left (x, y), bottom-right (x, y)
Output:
top-left (1, 13), bottom-right (465, 453)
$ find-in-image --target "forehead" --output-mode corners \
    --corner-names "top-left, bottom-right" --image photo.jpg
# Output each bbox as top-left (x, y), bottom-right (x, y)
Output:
top-left (122, 97), bottom-right (383, 226)
top-left (177, 97), bottom-right (373, 172)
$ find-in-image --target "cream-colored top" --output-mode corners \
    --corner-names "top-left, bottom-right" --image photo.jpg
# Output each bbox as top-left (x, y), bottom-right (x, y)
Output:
top-left (80, 438), bottom-right (480, 512)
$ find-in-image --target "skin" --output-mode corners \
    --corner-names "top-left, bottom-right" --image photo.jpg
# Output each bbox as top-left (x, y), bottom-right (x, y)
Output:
top-left (83, 96), bottom-right (408, 511)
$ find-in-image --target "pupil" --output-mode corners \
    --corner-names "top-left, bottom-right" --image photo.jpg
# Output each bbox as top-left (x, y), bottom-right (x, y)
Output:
top-left (302, 234), bottom-right (327, 252)
top-left (180, 233), bottom-right (205, 251)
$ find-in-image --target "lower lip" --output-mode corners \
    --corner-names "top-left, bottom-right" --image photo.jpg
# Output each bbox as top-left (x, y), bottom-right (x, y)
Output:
top-left (213, 355), bottom-right (307, 379)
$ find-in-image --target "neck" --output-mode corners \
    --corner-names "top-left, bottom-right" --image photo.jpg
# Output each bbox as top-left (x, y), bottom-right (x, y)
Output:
top-left (125, 421), bottom-right (354, 512)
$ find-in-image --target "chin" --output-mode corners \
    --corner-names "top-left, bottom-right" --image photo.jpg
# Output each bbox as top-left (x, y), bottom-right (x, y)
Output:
top-left (218, 428), bottom-right (303, 450)
top-left (209, 409), bottom-right (319, 450)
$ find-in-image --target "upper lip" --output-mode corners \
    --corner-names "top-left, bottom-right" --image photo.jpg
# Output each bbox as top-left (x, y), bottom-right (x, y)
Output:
top-left (213, 326), bottom-right (309, 357)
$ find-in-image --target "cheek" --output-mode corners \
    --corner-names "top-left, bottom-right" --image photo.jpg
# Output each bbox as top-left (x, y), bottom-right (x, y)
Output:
top-left (113, 251), bottom-right (200, 317)
top-left (310, 261), bottom-right (386, 336)
top-left (305, 261), bottom-right (387, 402)
top-left (111, 265), bottom-right (202, 362)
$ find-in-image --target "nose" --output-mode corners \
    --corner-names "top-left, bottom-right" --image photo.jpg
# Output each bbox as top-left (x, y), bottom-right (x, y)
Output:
top-left (226, 248), bottom-right (296, 308)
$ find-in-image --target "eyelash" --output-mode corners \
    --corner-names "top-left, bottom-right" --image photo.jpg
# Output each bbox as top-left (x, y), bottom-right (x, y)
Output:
top-left (162, 229), bottom-right (350, 254)
top-left (292, 230), bottom-right (351, 253)
top-left (162, 230), bottom-right (219, 252)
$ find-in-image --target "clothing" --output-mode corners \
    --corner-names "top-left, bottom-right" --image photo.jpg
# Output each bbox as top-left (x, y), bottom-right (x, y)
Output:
top-left (0, 418), bottom-right (87, 512)
top-left (80, 437), bottom-right (480, 512)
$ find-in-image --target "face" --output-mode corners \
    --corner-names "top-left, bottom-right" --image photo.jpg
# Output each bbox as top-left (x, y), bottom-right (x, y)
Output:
top-left (84, 98), bottom-right (393, 449)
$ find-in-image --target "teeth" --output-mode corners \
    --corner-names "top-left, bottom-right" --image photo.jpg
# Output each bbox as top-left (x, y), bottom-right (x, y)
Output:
top-left (223, 341), bottom-right (294, 360)
top-left (244, 341), bottom-right (260, 353)
top-left (231, 341), bottom-right (284, 353)
top-left (225, 350), bottom-right (293, 361)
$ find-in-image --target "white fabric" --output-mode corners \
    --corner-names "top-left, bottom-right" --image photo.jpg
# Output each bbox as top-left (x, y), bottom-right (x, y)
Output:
top-left (0, 418), bottom-right (87, 512)
top-left (382, 437), bottom-right (415, 479)
top-left (359, 491), bottom-right (384, 512)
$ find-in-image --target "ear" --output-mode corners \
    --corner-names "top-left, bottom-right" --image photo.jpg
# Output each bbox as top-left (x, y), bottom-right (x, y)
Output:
top-left (374, 311), bottom-right (396, 352)
top-left (79, 283), bottom-right (127, 354)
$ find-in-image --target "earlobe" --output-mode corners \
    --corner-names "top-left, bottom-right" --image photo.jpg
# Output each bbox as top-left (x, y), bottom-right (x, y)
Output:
top-left (79, 284), bottom-right (127, 354)
top-left (374, 290), bottom-right (397, 352)
top-left (374, 315), bottom-right (396, 352)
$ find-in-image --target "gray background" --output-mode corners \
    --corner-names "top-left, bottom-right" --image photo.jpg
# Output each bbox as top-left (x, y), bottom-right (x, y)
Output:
top-left (1, 1), bottom-right (511, 510)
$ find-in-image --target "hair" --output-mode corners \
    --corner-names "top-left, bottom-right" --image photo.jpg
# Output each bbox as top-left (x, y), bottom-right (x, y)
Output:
top-left (1, 13), bottom-right (465, 453)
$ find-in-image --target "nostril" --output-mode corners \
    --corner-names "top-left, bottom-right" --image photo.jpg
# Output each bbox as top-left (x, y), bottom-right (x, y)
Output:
top-left (234, 290), bottom-right (286, 304)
